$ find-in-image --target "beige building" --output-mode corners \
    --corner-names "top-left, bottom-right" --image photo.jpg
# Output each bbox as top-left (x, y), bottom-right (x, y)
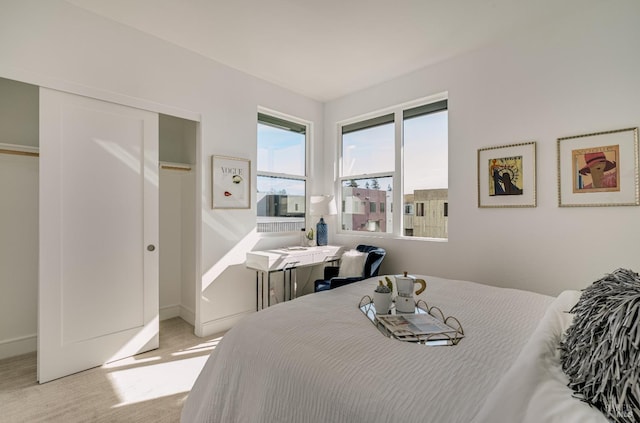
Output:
top-left (403, 189), bottom-right (448, 239)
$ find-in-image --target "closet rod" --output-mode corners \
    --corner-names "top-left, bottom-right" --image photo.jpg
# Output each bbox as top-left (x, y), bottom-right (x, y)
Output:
top-left (0, 148), bottom-right (39, 157)
top-left (159, 162), bottom-right (192, 172)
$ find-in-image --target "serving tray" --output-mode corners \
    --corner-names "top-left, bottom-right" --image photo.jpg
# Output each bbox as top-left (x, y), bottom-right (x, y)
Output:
top-left (358, 296), bottom-right (464, 346)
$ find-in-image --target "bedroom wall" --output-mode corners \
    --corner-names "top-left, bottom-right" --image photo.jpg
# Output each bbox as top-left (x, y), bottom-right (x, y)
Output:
top-left (0, 0), bottom-right (324, 341)
top-left (324, 0), bottom-right (640, 296)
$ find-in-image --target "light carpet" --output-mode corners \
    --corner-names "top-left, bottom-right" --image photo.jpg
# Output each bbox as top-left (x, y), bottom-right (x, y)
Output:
top-left (0, 318), bottom-right (223, 423)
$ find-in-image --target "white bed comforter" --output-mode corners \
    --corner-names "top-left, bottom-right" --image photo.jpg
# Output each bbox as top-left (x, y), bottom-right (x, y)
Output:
top-left (181, 276), bottom-right (592, 423)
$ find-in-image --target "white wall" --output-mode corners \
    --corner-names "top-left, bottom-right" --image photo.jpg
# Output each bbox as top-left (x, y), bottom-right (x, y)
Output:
top-left (325, 1), bottom-right (640, 296)
top-left (0, 0), bottom-right (324, 340)
top-left (180, 167), bottom-right (197, 323)
top-left (158, 167), bottom-right (197, 325)
top-left (159, 169), bottom-right (186, 319)
top-left (0, 154), bottom-right (38, 359)
top-left (0, 78), bottom-right (38, 147)
top-left (160, 114), bottom-right (196, 165)
top-left (0, 78), bottom-right (38, 359)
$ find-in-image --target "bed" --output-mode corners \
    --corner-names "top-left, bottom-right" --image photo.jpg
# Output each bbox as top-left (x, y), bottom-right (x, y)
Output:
top-left (182, 274), bottom-right (612, 422)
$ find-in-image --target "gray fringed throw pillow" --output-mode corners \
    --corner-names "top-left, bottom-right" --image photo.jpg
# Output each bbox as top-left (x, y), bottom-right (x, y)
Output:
top-left (559, 268), bottom-right (640, 423)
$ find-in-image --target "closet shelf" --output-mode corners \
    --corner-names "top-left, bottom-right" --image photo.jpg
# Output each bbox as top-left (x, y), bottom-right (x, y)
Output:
top-left (0, 143), bottom-right (39, 157)
top-left (0, 146), bottom-right (193, 169)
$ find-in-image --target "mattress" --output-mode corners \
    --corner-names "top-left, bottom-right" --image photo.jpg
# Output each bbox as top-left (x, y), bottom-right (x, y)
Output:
top-left (182, 275), bottom-right (589, 422)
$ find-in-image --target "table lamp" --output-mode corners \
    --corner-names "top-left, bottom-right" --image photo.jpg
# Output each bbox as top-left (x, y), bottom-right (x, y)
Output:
top-left (310, 195), bottom-right (337, 246)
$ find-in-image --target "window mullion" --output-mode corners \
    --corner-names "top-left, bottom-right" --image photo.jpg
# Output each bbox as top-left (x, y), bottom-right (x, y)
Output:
top-left (394, 110), bottom-right (403, 236)
top-left (258, 170), bottom-right (307, 181)
top-left (339, 171), bottom-right (392, 181)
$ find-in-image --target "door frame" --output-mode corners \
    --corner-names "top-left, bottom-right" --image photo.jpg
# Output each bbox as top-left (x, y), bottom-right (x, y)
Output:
top-left (0, 64), bottom-right (203, 365)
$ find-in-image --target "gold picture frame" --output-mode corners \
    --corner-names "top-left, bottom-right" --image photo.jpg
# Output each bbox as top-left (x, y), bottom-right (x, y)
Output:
top-left (557, 127), bottom-right (639, 207)
top-left (477, 141), bottom-right (537, 208)
top-left (211, 155), bottom-right (251, 209)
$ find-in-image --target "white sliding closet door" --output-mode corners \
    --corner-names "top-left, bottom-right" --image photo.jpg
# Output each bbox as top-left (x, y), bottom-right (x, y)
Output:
top-left (38, 88), bottom-right (159, 383)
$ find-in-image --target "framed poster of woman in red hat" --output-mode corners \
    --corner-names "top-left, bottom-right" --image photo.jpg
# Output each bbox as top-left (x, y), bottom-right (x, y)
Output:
top-left (558, 127), bottom-right (639, 207)
top-left (573, 146), bottom-right (620, 192)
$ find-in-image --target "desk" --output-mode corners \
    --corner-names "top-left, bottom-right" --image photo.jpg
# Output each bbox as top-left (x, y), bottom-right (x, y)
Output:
top-left (246, 245), bottom-right (343, 310)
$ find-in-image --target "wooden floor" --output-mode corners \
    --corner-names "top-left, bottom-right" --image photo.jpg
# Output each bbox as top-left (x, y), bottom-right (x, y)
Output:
top-left (0, 318), bottom-right (223, 423)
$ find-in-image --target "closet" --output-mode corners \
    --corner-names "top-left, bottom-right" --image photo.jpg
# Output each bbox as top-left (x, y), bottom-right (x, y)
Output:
top-left (158, 114), bottom-right (197, 325)
top-left (0, 77), bottom-right (198, 376)
top-left (0, 78), bottom-right (39, 361)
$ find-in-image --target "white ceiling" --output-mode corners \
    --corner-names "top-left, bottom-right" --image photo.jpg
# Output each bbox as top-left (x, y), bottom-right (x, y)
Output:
top-left (67, 0), bottom-right (590, 102)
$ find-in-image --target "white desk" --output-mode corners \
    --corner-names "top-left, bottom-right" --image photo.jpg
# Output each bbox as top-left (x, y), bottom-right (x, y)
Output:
top-left (246, 245), bottom-right (343, 310)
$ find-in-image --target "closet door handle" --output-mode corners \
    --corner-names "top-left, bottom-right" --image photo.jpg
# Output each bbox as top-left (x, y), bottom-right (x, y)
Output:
top-left (147, 244), bottom-right (156, 252)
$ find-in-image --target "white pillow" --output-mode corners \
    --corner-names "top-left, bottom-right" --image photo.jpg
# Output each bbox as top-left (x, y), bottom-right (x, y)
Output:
top-left (472, 290), bottom-right (609, 423)
top-left (337, 250), bottom-right (368, 278)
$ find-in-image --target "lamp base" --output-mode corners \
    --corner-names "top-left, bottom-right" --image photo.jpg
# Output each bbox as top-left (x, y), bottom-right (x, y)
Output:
top-left (316, 217), bottom-right (328, 246)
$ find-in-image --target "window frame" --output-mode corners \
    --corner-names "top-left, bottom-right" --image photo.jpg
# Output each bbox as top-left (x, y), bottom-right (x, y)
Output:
top-left (336, 93), bottom-right (448, 239)
top-left (257, 107), bottom-right (311, 234)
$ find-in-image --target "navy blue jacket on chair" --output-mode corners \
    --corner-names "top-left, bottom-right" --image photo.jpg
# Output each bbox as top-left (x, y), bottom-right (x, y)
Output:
top-left (314, 245), bottom-right (386, 292)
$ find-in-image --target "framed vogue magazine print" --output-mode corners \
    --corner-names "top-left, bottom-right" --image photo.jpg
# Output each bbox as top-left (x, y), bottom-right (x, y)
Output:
top-left (211, 155), bottom-right (251, 209)
top-left (477, 141), bottom-right (536, 208)
top-left (557, 127), bottom-right (639, 207)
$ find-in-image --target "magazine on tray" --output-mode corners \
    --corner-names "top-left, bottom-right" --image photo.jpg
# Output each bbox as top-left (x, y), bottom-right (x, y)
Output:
top-left (376, 312), bottom-right (464, 342)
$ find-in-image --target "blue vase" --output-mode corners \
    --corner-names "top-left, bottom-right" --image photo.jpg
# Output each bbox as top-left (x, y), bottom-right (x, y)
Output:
top-left (316, 217), bottom-right (328, 246)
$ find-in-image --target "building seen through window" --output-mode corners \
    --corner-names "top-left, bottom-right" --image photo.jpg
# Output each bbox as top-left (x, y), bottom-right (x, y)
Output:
top-left (341, 177), bottom-right (393, 233)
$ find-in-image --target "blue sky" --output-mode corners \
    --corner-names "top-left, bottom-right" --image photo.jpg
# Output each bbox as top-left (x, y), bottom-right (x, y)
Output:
top-left (343, 111), bottom-right (448, 194)
top-left (257, 110), bottom-right (448, 197)
top-left (257, 123), bottom-right (306, 195)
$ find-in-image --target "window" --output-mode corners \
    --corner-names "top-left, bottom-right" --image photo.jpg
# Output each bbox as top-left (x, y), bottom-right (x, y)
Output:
top-left (257, 112), bottom-right (308, 233)
top-left (338, 98), bottom-right (448, 239)
top-left (340, 114), bottom-right (394, 234)
top-left (403, 100), bottom-right (448, 238)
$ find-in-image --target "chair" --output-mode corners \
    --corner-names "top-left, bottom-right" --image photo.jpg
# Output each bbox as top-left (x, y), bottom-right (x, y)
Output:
top-left (314, 244), bottom-right (386, 292)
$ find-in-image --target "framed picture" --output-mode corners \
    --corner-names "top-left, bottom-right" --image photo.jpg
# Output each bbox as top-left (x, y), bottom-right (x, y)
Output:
top-left (477, 141), bottom-right (537, 208)
top-left (211, 155), bottom-right (251, 209)
top-left (557, 127), bottom-right (639, 207)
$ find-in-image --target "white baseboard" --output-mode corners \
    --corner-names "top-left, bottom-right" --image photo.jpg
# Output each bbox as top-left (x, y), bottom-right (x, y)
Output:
top-left (160, 304), bottom-right (196, 326)
top-left (179, 305), bottom-right (196, 326)
top-left (0, 305), bottom-right (197, 361)
top-left (0, 333), bottom-right (37, 360)
top-left (160, 304), bottom-right (181, 321)
top-left (196, 310), bottom-right (253, 337)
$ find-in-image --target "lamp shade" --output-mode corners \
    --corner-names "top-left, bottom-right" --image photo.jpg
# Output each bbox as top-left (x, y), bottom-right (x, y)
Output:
top-left (310, 195), bottom-right (337, 216)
